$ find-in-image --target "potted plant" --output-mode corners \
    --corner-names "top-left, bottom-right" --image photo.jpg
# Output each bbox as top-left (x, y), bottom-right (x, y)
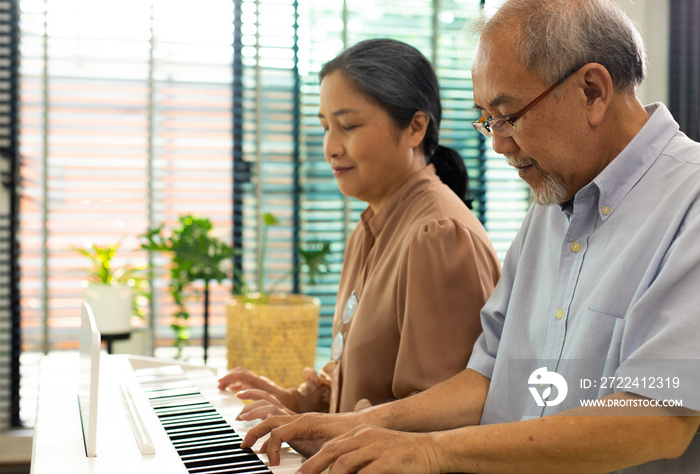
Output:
top-left (225, 212), bottom-right (332, 387)
top-left (73, 241), bottom-right (144, 340)
top-left (142, 213), bottom-right (331, 379)
top-left (141, 215), bottom-right (233, 360)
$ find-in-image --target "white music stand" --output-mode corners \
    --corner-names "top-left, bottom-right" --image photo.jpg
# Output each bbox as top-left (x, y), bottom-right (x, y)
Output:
top-left (78, 301), bottom-right (101, 458)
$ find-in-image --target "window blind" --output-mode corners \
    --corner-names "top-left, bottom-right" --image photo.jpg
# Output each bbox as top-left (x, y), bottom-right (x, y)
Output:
top-left (0, 0), bottom-right (18, 430)
top-left (233, 0), bottom-right (301, 305)
top-left (16, 0), bottom-right (531, 422)
top-left (669, 0), bottom-right (700, 142)
top-left (18, 0), bottom-right (235, 353)
top-left (294, 0), bottom-right (529, 348)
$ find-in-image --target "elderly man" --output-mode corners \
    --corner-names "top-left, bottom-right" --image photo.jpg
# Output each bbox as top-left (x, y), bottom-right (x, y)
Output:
top-left (241, 0), bottom-right (700, 472)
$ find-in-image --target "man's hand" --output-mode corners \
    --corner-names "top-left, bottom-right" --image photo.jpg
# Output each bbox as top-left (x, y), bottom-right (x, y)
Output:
top-left (241, 411), bottom-right (368, 465)
top-left (296, 425), bottom-right (444, 474)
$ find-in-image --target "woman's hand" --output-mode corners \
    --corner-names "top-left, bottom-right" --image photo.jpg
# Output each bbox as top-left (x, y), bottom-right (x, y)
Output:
top-left (235, 388), bottom-right (296, 421)
top-left (219, 365), bottom-right (333, 419)
top-left (218, 367), bottom-right (298, 412)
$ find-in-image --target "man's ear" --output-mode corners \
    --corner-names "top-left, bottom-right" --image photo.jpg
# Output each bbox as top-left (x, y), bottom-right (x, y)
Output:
top-left (406, 111), bottom-right (430, 148)
top-left (580, 63), bottom-right (614, 127)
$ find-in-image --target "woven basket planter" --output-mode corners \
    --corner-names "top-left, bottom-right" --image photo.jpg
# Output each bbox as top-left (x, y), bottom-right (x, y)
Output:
top-left (226, 293), bottom-right (320, 388)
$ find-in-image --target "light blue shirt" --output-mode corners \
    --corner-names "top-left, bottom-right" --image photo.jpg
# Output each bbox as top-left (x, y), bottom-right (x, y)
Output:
top-left (468, 103), bottom-right (700, 472)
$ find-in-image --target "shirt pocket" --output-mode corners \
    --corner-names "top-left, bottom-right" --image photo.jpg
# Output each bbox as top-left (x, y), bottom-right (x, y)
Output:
top-left (565, 307), bottom-right (626, 361)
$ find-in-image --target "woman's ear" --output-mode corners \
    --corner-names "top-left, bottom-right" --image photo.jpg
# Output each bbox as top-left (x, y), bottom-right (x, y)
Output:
top-left (406, 111), bottom-right (430, 148)
top-left (581, 63), bottom-right (614, 127)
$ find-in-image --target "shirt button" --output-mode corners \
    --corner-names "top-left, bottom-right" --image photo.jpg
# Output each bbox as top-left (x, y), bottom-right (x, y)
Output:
top-left (601, 206), bottom-right (611, 215)
top-left (555, 309), bottom-right (565, 319)
top-left (570, 242), bottom-right (581, 252)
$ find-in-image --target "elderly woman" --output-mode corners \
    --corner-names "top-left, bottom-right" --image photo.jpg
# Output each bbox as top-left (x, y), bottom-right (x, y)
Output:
top-left (219, 38), bottom-right (500, 417)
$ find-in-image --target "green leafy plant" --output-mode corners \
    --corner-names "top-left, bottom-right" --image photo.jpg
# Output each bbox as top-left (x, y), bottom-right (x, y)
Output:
top-left (72, 241), bottom-right (147, 318)
top-left (141, 215), bottom-right (233, 356)
top-left (142, 213), bottom-right (332, 355)
top-left (234, 212), bottom-right (332, 303)
top-left (72, 241), bottom-right (140, 284)
top-left (256, 212), bottom-right (280, 295)
top-left (298, 239), bottom-right (332, 285)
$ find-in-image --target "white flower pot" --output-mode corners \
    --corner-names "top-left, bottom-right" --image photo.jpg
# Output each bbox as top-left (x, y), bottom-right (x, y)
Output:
top-left (84, 284), bottom-right (133, 335)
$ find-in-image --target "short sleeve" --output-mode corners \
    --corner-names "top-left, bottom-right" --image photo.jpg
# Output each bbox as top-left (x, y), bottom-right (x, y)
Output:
top-left (615, 210), bottom-right (700, 410)
top-left (392, 217), bottom-right (501, 399)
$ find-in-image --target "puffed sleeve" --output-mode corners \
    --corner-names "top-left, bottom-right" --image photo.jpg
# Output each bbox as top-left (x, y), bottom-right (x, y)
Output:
top-left (392, 217), bottom-right (501, 399)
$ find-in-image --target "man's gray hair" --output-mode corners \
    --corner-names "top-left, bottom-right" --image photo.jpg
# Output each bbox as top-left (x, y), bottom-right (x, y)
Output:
top-left (476, 0), bottom-right (647, 92)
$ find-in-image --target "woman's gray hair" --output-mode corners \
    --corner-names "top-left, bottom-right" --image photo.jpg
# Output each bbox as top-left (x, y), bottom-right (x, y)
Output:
top-left (319, 38), bottom-right (472, 207)
top-left (478, 0), bottom-right (646, 92)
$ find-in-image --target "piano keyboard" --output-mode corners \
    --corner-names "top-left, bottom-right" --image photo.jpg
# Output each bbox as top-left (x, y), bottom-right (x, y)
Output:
top-left (136, 365), bottom-right (272, 474)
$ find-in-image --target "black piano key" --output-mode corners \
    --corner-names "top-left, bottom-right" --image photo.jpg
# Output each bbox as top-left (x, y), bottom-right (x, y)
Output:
top-left (173, 429), bottom-right (233, 440)
top-left (173, 437), bottom-right (242, 450)
top-left (186, 460), bottom-right (264, 472)
top-left (149, 395), bottom-right (207, 405)
top-left (171, 433), bottom-right (241, 448)
top-left (170, 429), bottom-right (238, 443)
top-left (154, 406), bottom-right (216, 417)
top-left (154, 405), bottom-right (213, 417)
top-left (151, 399), bottom-right (209, 408)
top-left (182, 449), bottom-right (255, 464)
top-left (165, 421), bottom-right (232, 434)
top-left (166, 425), bottom-right (235, 439)
top-left (170, 432), bottom-right (241, 447)
top-left (189, 466), bottom-right (271, 474)
top-left (135, 370), bottom-right (272, 474)
top-left (163, 416), bottom-right (229, 427)
top-left (185, 455), bottom-right (263, 469)
top-left (189, 464), bottom-right (269, 474)
top-left (144, 384), bottom-right (204, 401)
top-left (161, 413), bottom-right (222, 426)
top-left (163, 419), bottom-right (226, 431)
top-left (178, 443), bottom-right (247, 457)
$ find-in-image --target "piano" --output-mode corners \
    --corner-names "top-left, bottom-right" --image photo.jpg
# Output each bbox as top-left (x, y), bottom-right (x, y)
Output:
top-left (30, 352), bottom-right (305, 473)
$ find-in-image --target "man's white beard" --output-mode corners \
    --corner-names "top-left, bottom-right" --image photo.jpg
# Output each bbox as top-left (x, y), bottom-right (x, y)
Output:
top-left (529, 167), bottom-right (568, 206)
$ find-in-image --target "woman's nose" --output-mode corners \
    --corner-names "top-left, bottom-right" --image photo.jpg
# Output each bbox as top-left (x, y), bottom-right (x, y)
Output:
top-left (324, 131), bottom-right (344, 159)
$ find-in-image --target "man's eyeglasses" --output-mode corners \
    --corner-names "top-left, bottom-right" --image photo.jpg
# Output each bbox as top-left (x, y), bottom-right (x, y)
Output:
top-left (472, 65), bottom-right (583, 139)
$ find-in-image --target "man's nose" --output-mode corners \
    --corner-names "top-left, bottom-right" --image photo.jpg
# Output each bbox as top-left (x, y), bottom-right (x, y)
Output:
top-left (491, 133), bottom-right (519, 155)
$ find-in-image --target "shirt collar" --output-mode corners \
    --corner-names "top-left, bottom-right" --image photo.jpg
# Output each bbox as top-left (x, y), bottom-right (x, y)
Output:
top-left (360, 164), bottom-right (440, 237)
top-left (572, 103), bottom-right (679, 221)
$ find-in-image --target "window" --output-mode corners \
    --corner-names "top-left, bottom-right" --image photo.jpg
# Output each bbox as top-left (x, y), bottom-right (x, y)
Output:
top-left (12, 0), bottom-right (530, 427)
top-left (0, 0), bottom-right (18, 432)
top-left (241, 0), bottom-right (529, 349)
top-left (19, 0), bottom-right (236, 354)
top-left (669, 0), bottom-right (700, 142)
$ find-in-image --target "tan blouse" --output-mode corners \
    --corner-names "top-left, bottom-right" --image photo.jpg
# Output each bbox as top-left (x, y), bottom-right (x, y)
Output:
top-left (329, 165), bottom-right (501, 413)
